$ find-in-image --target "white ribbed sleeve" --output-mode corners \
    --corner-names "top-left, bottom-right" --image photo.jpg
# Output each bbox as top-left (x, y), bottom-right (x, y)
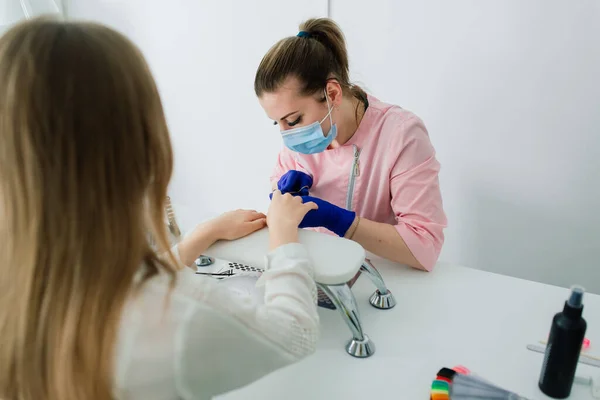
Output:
top-left (114, 243), bottom-right (319, 400)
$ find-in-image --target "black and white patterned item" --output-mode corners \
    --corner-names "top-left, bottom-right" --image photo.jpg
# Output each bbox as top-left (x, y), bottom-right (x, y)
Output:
top-left (316, 288), bottom-right (336, 310)
top-left (227, 262), bottom-right (263, 278)
top-left (226, 262), bottom-right (336, 310)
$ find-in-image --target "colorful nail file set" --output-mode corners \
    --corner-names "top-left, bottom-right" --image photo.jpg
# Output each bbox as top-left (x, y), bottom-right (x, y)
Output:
top-left (431, 366), bottom-right (530, 400)
top-left (431, 366), bottom-right (469, 400)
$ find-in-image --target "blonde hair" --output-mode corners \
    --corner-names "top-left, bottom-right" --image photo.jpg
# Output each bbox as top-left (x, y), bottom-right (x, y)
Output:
top-left (0, 16), bottom-right (177, 399)
top-left (254, 18), bottom-right (366, 103)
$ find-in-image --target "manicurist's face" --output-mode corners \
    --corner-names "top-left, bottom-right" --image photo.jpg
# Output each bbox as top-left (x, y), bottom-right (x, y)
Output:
top-left (259, 77), bottom-right (333, 134)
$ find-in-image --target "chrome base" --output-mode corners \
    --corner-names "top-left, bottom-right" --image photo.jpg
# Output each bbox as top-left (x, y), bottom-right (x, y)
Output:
top-left (369, 290), bottom-right (396, 309)
top-left (318, 283), bottom-right (376, 358)
top-left (360, 260), bottom-right (396, 309)
top-left (195, 255), bottom-right (214, 267)
top-left (346, 334), bottom-right (375, 358)
top-left (315, 259), bottom-right (397, 357)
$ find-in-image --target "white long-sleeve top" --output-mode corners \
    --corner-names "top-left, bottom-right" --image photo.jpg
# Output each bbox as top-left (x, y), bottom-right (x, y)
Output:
top-left (113, 243), bottom-right (319, 399)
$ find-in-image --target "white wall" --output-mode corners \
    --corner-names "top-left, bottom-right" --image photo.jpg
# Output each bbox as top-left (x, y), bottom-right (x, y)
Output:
top-left (332, 0), bottom-right (600, 293)
top-left (22, 0), bottom-right (61, 15)
top-left (1, 0), bottom-right (27, 26)
top-left (68, 0), bottom-right (327, 225)
top-left (1, 0), bottom-right (61, 33)
top-left (65, 0), bottom-right (599, 293)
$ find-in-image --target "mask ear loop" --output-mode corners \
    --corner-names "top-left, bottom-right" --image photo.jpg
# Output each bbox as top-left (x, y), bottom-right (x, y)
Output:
top-left (320, 89), bottom-right (335, 136)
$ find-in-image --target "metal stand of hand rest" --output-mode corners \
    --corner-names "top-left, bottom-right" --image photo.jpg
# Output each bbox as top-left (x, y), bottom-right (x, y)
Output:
top-left (318, 282), bottom-right (375, 357)
top-left (361, 259), bottom-right (397, 310)
top-left (316, 259), bottom-right (395, 358)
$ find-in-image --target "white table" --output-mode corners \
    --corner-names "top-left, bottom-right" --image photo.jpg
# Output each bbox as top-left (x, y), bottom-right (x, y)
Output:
top-left (214, 254), bottom-right (599, 400)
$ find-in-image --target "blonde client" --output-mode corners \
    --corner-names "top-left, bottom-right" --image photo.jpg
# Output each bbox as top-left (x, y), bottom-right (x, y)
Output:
top-left (0, 17), bottom-right (320, 400)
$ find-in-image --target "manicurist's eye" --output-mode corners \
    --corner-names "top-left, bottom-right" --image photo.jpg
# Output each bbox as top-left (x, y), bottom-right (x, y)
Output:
top-left (287, 116), bottom-right (302, 127)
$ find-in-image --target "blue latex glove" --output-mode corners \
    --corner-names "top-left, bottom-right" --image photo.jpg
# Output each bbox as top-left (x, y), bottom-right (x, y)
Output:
top-left (299, 196), bottom-right (356, 237)
top-left (269, 170), bottom-right (313, 199)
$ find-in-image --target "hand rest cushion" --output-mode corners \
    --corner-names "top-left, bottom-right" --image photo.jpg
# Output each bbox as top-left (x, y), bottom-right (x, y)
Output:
top-left (203, 227), bottom-right (365, 285)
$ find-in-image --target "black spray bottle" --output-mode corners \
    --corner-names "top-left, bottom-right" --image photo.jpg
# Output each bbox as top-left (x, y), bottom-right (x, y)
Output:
top-left (538, 285), bottom-right (587, 398)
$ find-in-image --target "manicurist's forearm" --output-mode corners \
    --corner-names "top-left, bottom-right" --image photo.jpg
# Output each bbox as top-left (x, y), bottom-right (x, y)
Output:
top-left (346, 217), bottom-right (426, 271)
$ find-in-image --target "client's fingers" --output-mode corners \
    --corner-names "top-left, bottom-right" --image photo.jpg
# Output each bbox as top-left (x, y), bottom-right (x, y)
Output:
top-left (303, 201), bottom-right (318, 211)
top-left (250, 211), bottom-right (267, 220)
top-left (249, 217), bottom-right (267, 229)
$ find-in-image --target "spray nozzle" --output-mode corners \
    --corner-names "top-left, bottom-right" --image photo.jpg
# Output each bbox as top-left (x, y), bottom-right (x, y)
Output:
top-left (567, 285), bottom-right (585, 308)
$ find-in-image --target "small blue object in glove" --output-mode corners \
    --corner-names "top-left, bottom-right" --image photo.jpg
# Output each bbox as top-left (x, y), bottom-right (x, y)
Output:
top-left (299, 196), bottom-right (356, 237)
top-left (278, 170), bottom-right (313, 196)
top-left (269, 170), bottom-right (313, 199)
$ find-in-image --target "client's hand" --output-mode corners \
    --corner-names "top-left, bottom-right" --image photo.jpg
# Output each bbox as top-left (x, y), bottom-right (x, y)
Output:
top-left (177, 210), bottom-right (266, 267)
top-left (299, 196), bottom-right (356, 237)
top-left (267, 190), bottom-right (317, 250)
top-left (269, 170), bottom-right (313, 199)
top-left (207, 209), bottom-right (267, 241)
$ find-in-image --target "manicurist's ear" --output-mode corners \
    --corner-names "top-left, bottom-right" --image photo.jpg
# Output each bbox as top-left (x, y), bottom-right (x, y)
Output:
top-left (325, 80), bottom-right (343, 107)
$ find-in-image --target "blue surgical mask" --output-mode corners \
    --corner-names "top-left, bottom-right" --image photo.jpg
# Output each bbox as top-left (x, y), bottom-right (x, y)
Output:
top-left (281, 92), bottom-right (337, 154)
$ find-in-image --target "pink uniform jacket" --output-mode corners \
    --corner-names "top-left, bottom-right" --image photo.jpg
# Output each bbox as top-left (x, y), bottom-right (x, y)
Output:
top-left (270, 95), bottom-right (447, 271)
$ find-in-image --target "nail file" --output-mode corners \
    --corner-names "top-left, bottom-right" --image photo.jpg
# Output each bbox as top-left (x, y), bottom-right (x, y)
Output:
top-left (527, 344), bottom-right (600, 368)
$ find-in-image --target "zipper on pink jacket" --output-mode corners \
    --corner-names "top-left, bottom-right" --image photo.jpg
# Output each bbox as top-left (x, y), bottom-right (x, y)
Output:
top-left (345, 145), bottom-right (361, 210)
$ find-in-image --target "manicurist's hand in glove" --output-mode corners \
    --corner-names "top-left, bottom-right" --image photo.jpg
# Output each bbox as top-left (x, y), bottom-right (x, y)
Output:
top-left (271, 170), bottom-right (313, 197)
top-left (268, 171), bottom-right (357, 238)
top-left (297, 196), bottom-right (357, 238)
